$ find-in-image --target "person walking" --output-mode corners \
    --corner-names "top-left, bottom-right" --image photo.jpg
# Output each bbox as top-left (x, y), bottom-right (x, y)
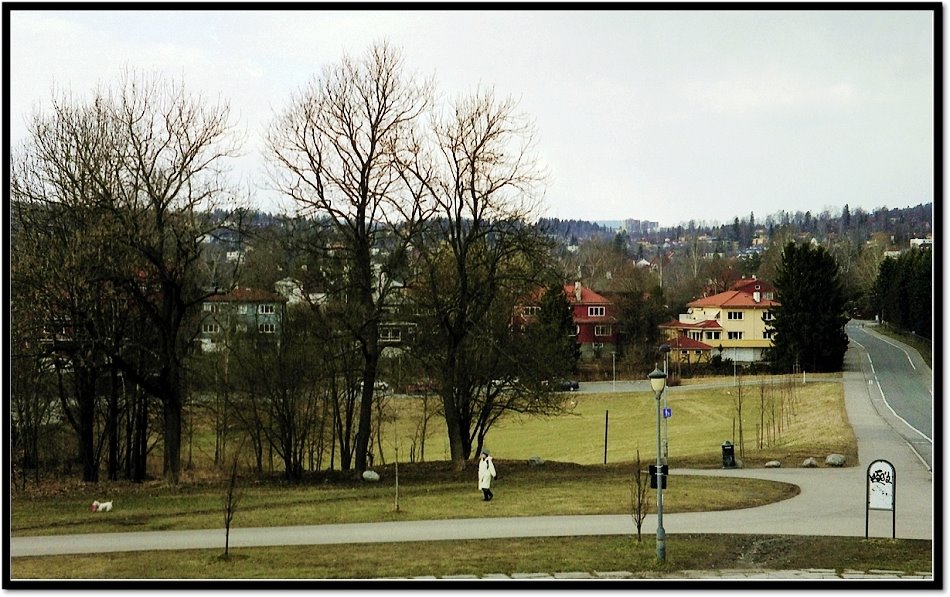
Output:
top-left (478, 450), bottom-right (496, 501)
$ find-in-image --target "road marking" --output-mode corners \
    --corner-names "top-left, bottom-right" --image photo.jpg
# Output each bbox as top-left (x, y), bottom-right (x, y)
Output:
top-left (852, 335), bottom-right (931, 444)
top-left (870, 331), bottom-right (918, 371)
top-left (875, 380), bottom-right (932, 443)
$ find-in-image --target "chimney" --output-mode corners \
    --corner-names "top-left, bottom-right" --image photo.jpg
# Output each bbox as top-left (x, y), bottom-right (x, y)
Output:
top-left (575, 281), bottom-right (582, 302)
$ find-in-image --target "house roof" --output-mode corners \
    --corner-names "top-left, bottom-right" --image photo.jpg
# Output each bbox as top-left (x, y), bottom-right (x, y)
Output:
top-left (687, 290), bottom-right (778, 309)
top-left (659, 319), bottom-right (722, 330)
top-left (564, 283), bottom-right (611, 305)
top-left (668, 336), bottom-right (713, 350)
top-left (207, 287), bottom-right (288, 303)
top-left (730, 277), bottom-right (775, 294)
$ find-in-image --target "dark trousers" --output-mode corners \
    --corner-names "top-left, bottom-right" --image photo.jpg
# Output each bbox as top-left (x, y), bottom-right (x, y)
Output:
top-left (482, 488), bottom-right (493, 501)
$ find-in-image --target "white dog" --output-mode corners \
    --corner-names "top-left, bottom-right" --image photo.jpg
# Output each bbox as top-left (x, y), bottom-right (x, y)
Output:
top-left (91, 500), bottom-right (113, 512)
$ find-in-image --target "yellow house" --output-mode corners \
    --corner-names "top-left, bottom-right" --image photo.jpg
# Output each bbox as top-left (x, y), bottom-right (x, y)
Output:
top-left (661, 278), bottom-right (779, 364)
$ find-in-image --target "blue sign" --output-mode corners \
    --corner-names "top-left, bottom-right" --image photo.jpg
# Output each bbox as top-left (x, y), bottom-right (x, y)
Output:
top-left (663, 407), bottom-right (672, 419)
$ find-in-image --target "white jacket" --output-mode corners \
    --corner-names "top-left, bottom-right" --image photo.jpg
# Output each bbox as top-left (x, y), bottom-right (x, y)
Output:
top-left (478, 456), bottom-right (496, 490)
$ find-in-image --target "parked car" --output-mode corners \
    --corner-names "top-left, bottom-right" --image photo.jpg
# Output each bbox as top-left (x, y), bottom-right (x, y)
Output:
top-left (359, 380), bottom-right (390, 393)
top-left (541, 378), bottom-right (580, 391)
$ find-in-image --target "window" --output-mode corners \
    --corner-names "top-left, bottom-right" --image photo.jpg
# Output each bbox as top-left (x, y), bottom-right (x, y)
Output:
top-left (594, 325), bottom-right (612, 337)
top-left (681, 350), bottom-right (688, 357)
top-left (705, 331), bottom-right (721, 340)
top-left (380, 327), bottom-right (402, 342)
top-left (202, 323), bottom-right (220, 334)
top-left (592, 342), bottom-right (605, 349)
top-left (689, 331), bottom-right (701, 341)
top-left (727, 311), bottom-right (743, 320)
top-left (238, 305), bottom-right (248, 314)
top-left (203, 303), bottom-right (218, 313)
top-left (694, 350), bottom-right (702, 355)
top-left (763, 311), bottom-right (775, 321)
top-left (258, 304), bottom-right (275, 314)
top-left (523, 306), bottom-right (540, 316)
top-left (763, 331), bottom-right (773, 339)
top-left (728, 331), bottom-right (744, 340)
top-left (588, 306), bottom-right (605, 317)
top-left (259, 323), bottom-right (276, 334)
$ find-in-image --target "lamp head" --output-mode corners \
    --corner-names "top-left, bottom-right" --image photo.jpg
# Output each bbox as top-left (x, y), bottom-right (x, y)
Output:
top-left (648, 365), bottom-right (667, 394)
top-left (658, 344), bottom-right (671, 355)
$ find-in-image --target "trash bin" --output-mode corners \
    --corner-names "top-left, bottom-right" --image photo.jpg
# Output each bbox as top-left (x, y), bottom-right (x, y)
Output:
top-left (721, 441), bottom-right (736, 469)
top-left (648, 464), bottom-right (668, 489)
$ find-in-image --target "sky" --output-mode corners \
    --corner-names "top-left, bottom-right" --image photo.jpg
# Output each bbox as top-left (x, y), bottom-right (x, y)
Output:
top-left (8, 8), bottom-right (936, 228)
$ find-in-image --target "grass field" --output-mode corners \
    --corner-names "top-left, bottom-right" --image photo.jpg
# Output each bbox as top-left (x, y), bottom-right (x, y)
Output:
top-left (11, 535), bottom-right (932, 579)
top-left (10, 460), bottom-right (798, 536)
top-left (9, 376), bottom-right (909, 581)
top-left (392, 380), bottom-right (855, 469)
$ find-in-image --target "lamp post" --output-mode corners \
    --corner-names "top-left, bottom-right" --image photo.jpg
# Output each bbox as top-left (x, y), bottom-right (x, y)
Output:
top-left (659, 344), bottom-right (671, 465)
top-left (648, 365), bottom-right (668, 562)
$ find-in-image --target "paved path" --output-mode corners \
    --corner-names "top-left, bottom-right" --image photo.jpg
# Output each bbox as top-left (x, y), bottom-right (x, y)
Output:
top-left (11, 328), bottom-right (934, 566)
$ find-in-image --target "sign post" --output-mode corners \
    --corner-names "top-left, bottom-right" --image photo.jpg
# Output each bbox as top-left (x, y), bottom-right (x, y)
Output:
top-left (865, 459), bottom-right (896, 539)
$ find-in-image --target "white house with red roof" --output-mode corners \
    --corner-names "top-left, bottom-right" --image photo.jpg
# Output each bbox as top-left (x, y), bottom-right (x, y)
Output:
top-left (660, 276), bottom-right (779, 364)
top-left (198, 286), bottom-right (288, 352)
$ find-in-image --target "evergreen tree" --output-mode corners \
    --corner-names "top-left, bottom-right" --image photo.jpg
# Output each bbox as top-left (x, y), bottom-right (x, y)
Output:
top-left (872, 248), bottom-right (932, 338)
top-left (767, 242), bottom-right (850, 372)
top-left (536, 282), bottom-right (581, 374)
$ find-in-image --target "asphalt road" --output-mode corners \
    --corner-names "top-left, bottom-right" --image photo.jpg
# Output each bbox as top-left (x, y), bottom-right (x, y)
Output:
top-left (10, 325), bottom-right (933, 557)
top-left (845, 322), bottom-right (933, 469)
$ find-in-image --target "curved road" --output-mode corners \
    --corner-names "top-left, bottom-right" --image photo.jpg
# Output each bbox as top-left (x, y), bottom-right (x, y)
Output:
top-left (11, 324), bottom-right (933, 558)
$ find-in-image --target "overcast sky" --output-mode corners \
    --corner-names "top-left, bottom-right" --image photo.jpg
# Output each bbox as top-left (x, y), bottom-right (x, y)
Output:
top-left (8, 8), bottom-right (935, 228)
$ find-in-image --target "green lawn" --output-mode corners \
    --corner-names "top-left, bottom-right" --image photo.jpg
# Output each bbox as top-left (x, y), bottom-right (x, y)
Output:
top-left (467, 380), bottom-right (854, 468)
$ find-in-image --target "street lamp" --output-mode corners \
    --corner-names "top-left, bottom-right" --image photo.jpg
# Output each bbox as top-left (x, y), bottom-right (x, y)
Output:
top-left (648, 365), bottom-right (668, 562)
top-left (658, 344), bottom-right (671, 465)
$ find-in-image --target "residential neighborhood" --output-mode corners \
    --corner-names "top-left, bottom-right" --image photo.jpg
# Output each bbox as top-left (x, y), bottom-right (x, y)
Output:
top-left (8, 8), bottom-right (934, 584)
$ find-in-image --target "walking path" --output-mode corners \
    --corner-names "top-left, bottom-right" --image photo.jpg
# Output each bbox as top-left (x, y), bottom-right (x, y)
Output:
top-left (10, 331), bottom-right (935, 580)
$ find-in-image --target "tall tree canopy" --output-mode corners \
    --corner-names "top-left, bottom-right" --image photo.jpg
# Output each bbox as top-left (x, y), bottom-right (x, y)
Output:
top-left (767, 242), bottom-right (850, 372)
top-left (267, 42), bottom-right (431, 473)
top-left (872, 248), bottom-right (932, 338)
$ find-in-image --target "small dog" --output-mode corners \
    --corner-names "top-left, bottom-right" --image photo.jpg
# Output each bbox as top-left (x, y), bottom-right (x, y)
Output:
top-left (91, 500), bottom-right (113, 512)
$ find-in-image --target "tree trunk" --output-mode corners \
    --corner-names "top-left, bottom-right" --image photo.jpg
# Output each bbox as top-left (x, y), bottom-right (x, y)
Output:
top-left (354, 351), bottom-right (380, 474)
top-left (161, 359), bottom-right (184, 483)
top-left (77, 368), bottom-right (99, 483)
top-left (107, 366), bottom-right (120, 481)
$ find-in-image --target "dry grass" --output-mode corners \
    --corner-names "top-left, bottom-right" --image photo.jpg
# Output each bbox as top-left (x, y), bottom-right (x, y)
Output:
top-left (483, 380), bottom-right (855, 468)
top-left (10, 535), bottom-right (932, 580)
top-left (10, 461), bottom-right (798, 536)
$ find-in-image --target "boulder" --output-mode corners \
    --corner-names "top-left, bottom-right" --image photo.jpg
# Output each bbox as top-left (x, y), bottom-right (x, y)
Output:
top-left (527, 456), bottom-right (545, 467)
top-left (801, 457), bottom-right (818, 468)
top-left (362, 470), bottom-right (380, 482)
top-left (825, 454), bottom-right (847, 467)
top-left (765, 460), bottom-right (782, 468)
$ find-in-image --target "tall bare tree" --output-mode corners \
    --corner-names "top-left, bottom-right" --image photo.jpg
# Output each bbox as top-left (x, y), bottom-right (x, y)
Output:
top-left (12, 71), bottom-right (244, 483)
top-left (402, 88), bottom-right (549, 467)
top-left (267, 42), bottom-right (431, 473)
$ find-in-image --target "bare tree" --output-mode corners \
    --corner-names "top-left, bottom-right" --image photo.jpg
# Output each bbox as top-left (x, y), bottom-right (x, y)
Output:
top-left (402, 88), bottom-right (549, 467)
top-left (222, 455), bottom-right (241, 559)
top-left (267, 42), bottom-right (431, 473)
top-left (12, 71), bottom-right (245, 484)
top-left (630, 449), bottom-right (650, 543)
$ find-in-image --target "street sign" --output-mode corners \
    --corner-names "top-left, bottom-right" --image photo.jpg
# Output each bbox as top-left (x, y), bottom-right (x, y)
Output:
top-left (663, 407), bottom-right (672, 419)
